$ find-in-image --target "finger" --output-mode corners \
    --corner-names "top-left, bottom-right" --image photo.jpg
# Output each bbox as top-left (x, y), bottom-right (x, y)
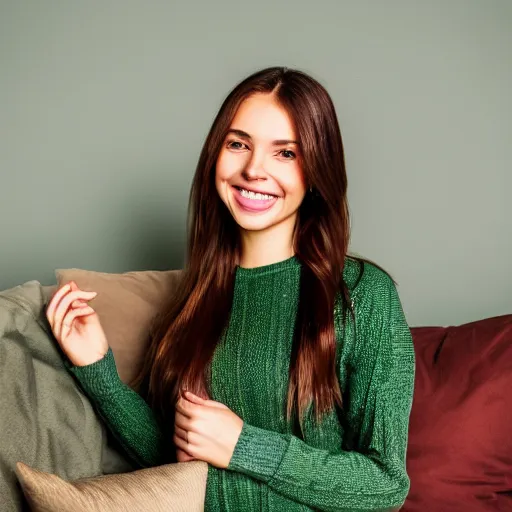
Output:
top-left (70, 281), bottom-right (90, 296)
top-left (200, 399), bottom-right (229, 410)
top-left (183, 392), bottom-right (227, 410)
top-left (46, 283), bottom-right (72, 327)
top-left (53, 290), bottom-right (97, 340)
top-left (174, 433), bottom-right (199, 456)
top-left (53, 289), bottom-right (96, 325)
top-left (176, 448), bottom-right (195, 463)
top-left (174, 411), bottom-right (192, 431)
top-left (71, 300), bottom-right (88, 309)
top-left (176, 450), bottom-right (197, 462)
top-left (173, 434), bottom-right (190, 454)
top-left (183, 391), bottom-right (206, 405)
top-left (174, 425), bottom-right (188, 442)
top-left (175, 398), bottom-right (195, 418)
top-left (60, 306), bottom-right (96, 341)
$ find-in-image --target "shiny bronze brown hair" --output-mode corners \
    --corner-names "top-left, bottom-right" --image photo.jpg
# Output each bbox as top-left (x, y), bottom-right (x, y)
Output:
top-left (133, 67), bottom-right (364, 432)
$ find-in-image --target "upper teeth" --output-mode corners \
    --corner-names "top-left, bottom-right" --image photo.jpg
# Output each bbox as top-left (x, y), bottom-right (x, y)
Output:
top-left (239, 188), bottom-right (275, 201)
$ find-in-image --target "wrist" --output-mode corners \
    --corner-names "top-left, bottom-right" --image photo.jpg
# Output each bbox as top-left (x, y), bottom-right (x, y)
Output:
top-left (68, 348), bottom-right (109, 367)
top-left (67, 348), bottom-right (122, 396)
top-left (227, 422), bottom-right (289, 482)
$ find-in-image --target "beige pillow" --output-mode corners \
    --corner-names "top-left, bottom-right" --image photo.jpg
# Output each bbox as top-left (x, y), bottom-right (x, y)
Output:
top-left (16, 460), bottom-right (208, 512)
top-left (54, 269), bottom-right (183, 384)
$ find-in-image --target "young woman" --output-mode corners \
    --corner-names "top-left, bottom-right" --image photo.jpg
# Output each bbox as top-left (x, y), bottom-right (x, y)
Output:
top-left (46, 67), bottom-right (415, 511)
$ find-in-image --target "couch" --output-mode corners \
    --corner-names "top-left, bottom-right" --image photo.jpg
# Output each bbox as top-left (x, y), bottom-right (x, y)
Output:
top-left (0, 268), bottom-right (511, 511)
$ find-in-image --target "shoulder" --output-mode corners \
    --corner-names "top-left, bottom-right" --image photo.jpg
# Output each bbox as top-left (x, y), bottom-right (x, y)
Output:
top-left (340, 258), bottom-right (414, 368)
top-left (343, 256), bottom-right (396, 303)
top-left (336, 256), bottom-right (398, 336)
top-left (341, 257), bottom-right (408, 335)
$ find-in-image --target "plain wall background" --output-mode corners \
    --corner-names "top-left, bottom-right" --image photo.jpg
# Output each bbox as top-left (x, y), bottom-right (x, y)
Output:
top-left (1, 1), bottom-right (510, 327)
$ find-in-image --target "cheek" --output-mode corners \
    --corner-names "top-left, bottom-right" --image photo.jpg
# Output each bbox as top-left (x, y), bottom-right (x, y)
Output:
top-left (280, 165), bottom-right (306, 198)
top-left (216, 150), bottom-right (242, 182)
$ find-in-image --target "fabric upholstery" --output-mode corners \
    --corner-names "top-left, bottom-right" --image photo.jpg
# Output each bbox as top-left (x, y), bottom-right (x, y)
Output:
top-left (55, 268), bottom-right (182, 384)
top-left (404, 315), bottom-right (512, 511)
top-left (16, 460), bottom-right (208, 512)
top-left (0, 281), bottom-right (130, 512)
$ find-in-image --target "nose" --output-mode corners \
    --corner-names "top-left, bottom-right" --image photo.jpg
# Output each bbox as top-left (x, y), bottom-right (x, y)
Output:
top-left (241, 151), bottom-right (266, 181)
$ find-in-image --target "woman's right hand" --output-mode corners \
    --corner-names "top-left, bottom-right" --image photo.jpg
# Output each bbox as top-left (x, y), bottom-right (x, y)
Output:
top-left (46, 281), bottom-right (109, 367)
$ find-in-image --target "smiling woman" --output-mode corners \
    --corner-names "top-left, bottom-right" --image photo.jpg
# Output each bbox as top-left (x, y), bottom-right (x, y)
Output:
top-left (215, 93), bottom-right (306, 255)
top-left (47, 67), bottom-right (415, 512)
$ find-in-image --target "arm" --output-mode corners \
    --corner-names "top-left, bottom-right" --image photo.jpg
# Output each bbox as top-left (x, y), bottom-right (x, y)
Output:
top-left (68, 349), bottom-right (168, 468)
top-left (227, 272), bottom-right (415, 511)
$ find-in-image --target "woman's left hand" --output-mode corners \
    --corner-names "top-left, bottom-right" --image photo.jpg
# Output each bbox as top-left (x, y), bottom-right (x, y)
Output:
top-left (174, 391), bottom-right (244, 468)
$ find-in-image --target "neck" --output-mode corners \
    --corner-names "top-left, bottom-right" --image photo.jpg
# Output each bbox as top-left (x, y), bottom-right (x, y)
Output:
top-left (238, 216), bottom-right (296, 268)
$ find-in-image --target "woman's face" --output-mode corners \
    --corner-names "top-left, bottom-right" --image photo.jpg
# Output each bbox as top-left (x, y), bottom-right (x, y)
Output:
top-left (215, 93), bottom-right (306, 236)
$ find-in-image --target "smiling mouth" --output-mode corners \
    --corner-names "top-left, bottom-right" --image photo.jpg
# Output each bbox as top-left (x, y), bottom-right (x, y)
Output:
top-left (233, 186), bottom-right (278, 201)
top-left (231, 185), bottom-right (279, 213)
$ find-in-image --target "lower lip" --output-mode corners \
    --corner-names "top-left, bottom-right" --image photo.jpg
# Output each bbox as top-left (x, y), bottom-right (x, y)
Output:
top-left (232, 186), bottom-right (278, 213)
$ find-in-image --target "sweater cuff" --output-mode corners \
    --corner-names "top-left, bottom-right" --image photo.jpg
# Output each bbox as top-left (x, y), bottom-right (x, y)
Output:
top-left (227, 422), bottom-right (289, 482)
top-left (68, 348), bottom-right (123, 397)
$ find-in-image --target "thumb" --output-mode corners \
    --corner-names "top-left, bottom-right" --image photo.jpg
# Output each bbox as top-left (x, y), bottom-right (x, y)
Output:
top-left (183, 391), bottom-right (205, 405)
top-left (205, 400), bottom-right (229, 410)
top-left (183, 391), bottom-right (229, 410)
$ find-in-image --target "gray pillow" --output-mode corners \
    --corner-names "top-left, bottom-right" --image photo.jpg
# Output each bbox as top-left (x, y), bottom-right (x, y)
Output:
top-left (0, 281), bottom-right (130, 512)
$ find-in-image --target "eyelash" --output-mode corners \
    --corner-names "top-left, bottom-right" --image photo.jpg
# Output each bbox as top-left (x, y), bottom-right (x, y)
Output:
top-left (226, 140), bottom-right (296, 160)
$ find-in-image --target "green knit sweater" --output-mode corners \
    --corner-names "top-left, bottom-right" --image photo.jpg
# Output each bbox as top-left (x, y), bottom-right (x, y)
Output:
top-left (70, 256), bottom-right (415, 511)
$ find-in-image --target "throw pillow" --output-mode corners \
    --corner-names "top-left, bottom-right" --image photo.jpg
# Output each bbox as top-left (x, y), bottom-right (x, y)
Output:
top-left (16, 460), bottom-right (208, 512)
top-left (54, 268), bottom-right (183, 384)
top-left (404, 315), bottom-right (512, 511)
top-left (0, 281), bottom-right (129, 512)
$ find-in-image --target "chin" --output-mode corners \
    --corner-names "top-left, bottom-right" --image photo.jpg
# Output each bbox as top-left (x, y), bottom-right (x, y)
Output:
top-left (232, 212), bottom-right (277, 232)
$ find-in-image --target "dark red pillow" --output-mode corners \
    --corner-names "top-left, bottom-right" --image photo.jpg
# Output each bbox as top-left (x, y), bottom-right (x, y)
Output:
top-left (403, 315), bottom-right (512, 512)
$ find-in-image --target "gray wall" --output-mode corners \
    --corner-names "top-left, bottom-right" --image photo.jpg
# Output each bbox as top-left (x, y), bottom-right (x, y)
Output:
top-left (1, 1), bottom-right (511, 327)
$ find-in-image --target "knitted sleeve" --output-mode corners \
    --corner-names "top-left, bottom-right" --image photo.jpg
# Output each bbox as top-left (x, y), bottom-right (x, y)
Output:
top-left (227, 266), bottom-right (415, 511)
top-left (68, 349), bottom-right (167, 468)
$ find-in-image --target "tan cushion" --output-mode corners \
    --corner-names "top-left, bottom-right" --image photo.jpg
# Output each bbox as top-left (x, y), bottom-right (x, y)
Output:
top-left (54, 269), bottom-right (183, 384)
top-left (16, 460), bottom-right (207, 512)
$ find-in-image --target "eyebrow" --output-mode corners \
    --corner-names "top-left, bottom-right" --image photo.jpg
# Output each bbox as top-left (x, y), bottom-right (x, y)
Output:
top-left (227, 128), bottom-right (298, 146)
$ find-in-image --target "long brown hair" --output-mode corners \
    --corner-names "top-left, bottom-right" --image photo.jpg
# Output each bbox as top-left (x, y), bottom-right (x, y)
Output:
top-left (134, 67), bottom-right (357, 430)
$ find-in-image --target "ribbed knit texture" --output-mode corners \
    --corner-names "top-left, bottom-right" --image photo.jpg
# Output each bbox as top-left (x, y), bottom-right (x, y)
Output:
top-left (70, 256), bottom-right (415, 511)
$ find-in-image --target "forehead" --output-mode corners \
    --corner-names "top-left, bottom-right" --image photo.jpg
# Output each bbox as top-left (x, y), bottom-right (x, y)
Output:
top-left (230, 93), bottom-right (296, 140)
